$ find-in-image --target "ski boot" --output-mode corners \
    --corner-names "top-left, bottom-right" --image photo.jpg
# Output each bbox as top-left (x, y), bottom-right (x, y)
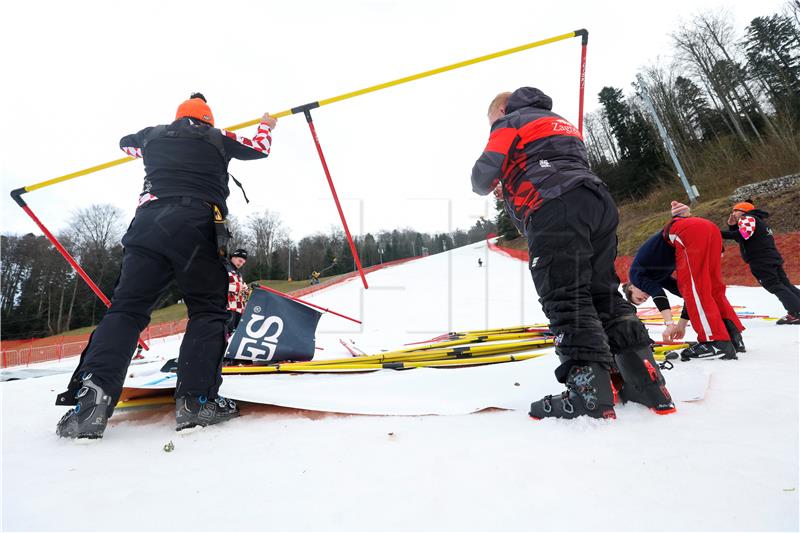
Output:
top-left (776, 313), bottom-right (800, 325)
top-left (529, 362), bottom-right (616, 420)
top-left (680, 340), bottom-right (737, 361)
top-left (615, 347), bottom-right (676, 415)
top-left (56, 374), bottom-right (113, 439)
top-left (723, 319), bottom-right (746, 353)
top-left (176, 395), bottom-right (240, 431)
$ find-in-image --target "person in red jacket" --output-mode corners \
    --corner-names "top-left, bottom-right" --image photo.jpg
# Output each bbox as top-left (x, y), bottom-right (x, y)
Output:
top-left (472, 88), bottom-right (674, 420)
top-left (663, 201), bottom-right (744, 360)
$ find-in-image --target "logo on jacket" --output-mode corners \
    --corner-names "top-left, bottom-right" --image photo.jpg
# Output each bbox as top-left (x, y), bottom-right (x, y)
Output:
top-left (552, 119), bottom-right (579, 136)
top-left (538, 159), bottom-right (551, 168)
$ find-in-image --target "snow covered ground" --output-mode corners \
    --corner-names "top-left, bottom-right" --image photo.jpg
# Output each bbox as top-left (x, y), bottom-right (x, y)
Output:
top-left (2, 241), bottom-right (798, 531)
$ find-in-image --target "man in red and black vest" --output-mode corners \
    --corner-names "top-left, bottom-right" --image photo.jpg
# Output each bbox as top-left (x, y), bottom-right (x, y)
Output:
top-left (56, 93), bottom-right (277, 438)
top-left (722, 201), bottom-right (800, 325)
top-left (471, 87), bottom-right (675, 420)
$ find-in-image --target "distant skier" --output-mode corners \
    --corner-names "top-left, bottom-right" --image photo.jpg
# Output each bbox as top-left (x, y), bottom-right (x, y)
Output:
top-left (225, 248), bottom-right (251, 336)
top-left (721, 200), bottom-right (800, 325)
top-left (478, 258), bottom-right (483, 268)
top-left (471, 87), bottom-right (674, 420)
top-left (623, 202), bottom-right (745, 357)
top-left (56, 93), bottom-right (278, 438)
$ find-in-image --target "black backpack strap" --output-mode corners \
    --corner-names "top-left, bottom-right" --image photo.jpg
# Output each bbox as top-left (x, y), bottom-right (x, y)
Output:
top-left (142, 125), bottom-right (168, 150)
top-left (228, 172), bottom-right (250, 204)
top-left (205, 128), bottom-right (227, 161)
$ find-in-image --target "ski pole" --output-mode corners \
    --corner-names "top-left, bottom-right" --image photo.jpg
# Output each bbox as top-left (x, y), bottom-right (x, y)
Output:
top-left (10, 193), bottom-right (149, 351)
top-left (256, 284), bottom-right (361, 324)
top-left (13, 29), bottom-right (587, 196)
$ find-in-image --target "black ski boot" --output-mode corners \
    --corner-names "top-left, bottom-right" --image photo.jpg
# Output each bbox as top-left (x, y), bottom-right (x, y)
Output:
top-left (723, 319), bottom-right (746, 353)
top-left (56, 375), bottom-right (113, 439)
top-left (176, 395), bottom-right (240, 431)
top-left (680, 340), bottom-right (737, 361)
top-left (529, 362), bottom-right (616, 420)
top-left (776, 313), bottom-right (800, 325)
top-left (615, 348), bottom-right (676, 415)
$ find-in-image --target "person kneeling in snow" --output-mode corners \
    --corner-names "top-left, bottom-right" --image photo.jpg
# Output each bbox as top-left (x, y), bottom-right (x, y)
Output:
top-left (721, 201), bottom-right (800, 325)
top-left (471, 87), bottom-right (675, 421)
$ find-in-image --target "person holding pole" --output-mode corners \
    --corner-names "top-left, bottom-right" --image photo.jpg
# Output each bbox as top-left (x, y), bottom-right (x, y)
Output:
top-left (471, 87), bottom-right (675, 420)
top-left (56, 93), bottom-right (278, 438)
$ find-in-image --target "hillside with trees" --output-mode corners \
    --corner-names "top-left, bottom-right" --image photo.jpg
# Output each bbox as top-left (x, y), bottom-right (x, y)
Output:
top-left (496, 3), bottom-right (800, 241)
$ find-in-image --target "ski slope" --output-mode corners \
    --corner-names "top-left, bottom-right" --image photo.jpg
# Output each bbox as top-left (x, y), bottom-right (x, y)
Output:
top-left (2, 240), bottom-right (798, 531)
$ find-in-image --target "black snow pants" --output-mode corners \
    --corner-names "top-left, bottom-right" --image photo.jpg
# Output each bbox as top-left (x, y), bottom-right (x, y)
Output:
top-left (525, 182), bottom-right (649, 381)
top-left (749, 262), bottom-right (800, 315)
top-left (57, 198), bottom-right (229, 407)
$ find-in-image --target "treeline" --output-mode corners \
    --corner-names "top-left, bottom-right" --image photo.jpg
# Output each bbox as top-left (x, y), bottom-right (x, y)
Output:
top-left (1, 207), bottom-right (496, 340)
top-left (227, 211), bottom-right (496, 282)
top-left (2, 205), bottom-right (124, 340)
top-left (583, 3), bottom-right (800, 202)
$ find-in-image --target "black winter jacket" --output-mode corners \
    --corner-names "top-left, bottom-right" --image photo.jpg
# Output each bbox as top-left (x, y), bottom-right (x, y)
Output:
top-left (721, 208), bottom-right (783, 265)
top-left (120, 117), bottom-right (272, 216)
top-left (471, 87), bottom-right (604, 232)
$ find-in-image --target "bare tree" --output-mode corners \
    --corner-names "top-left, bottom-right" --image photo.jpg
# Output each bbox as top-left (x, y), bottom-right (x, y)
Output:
top-left (65, 204), bottom-right (124, 255)
top-left (247, 210), bottom-right (286, 280)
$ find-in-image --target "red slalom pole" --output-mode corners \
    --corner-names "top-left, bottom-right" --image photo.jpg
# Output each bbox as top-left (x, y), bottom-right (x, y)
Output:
top-left (302, 109), bottom-right (369, 289)
top-left (576, 29), bottom-right (588, 135)
top-left (11, 193), bottom-right (149, 350)
top-left (257, 284), bottom-right (362, 325)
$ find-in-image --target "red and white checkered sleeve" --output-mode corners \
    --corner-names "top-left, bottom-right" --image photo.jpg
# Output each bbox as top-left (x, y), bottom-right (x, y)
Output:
top-left (121, 146), bottom-right (143, 158)
top-left (738, 216), bottom-right (756, 240)
top-left (220, 122), bottom-right (273, 156)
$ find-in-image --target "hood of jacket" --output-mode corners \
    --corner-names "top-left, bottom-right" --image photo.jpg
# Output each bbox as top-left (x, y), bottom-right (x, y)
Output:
top-left (506, 87), bottom-right (553, 114)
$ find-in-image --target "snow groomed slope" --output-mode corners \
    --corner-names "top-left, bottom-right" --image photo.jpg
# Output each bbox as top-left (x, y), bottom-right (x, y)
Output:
top-left (1, 239), bottom-right (798, 531)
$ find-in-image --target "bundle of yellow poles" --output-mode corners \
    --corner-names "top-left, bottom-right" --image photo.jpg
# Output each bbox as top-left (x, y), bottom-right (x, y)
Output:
top-left (116, 326), bottom-right (687, 408)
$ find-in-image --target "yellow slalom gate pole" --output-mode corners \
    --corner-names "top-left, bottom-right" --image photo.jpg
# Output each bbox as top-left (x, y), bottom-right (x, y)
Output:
top-left (225, 338), bottom-right (555, 370)
top-left (222, 351), bottom-right (548, 374)
top-left (13, 29), bottom-right (586, 196)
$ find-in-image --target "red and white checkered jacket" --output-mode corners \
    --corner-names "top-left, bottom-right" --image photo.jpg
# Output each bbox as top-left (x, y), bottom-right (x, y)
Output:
top-left (227, 267), bottom-right (249, 314)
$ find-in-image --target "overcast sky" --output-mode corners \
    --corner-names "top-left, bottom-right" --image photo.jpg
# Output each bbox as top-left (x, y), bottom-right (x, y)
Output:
top-left (0, 0), bottom-right (788, 242)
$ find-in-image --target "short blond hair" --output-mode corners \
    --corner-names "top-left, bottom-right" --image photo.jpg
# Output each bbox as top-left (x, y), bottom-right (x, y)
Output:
top-left (488, 92), bottom-right (511, 117)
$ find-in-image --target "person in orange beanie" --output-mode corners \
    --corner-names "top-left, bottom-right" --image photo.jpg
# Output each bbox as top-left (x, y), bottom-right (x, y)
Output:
top-left (722, 200), bottom-right (800, 325)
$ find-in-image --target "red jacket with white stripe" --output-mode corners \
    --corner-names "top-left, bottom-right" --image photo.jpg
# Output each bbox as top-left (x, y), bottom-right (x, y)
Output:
top-left (471, 87), bottom-right (603, 231)
top-left (120, 117), bottom-right (273, 216)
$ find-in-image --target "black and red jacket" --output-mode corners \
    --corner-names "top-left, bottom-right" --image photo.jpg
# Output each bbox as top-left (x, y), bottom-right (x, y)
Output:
top-left (120, 117), bottom-right (272, 216)
top-left (471, 87), bottom-right (603, 231)
top-left (721, 208), bottom-right (783, 265)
